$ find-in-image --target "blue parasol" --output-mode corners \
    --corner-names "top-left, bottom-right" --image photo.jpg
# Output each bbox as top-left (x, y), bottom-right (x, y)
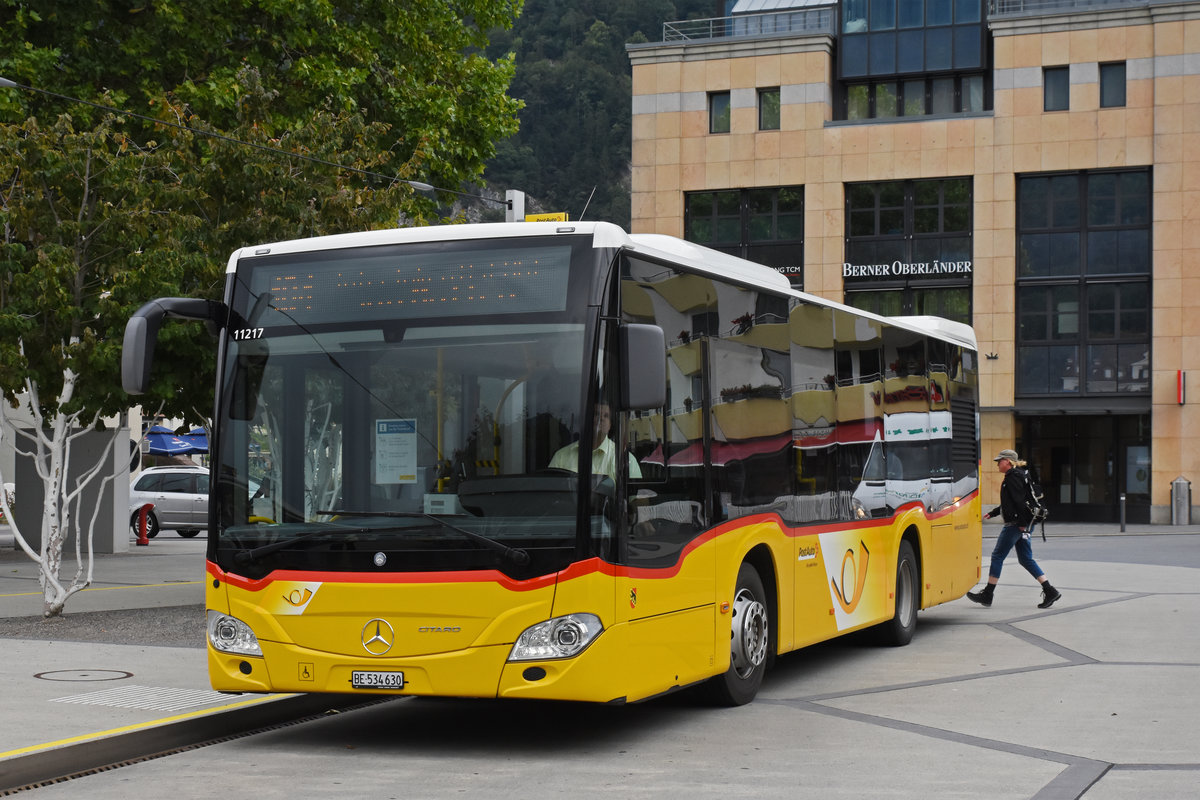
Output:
top-left (143, 425), bottom-right (208, 455)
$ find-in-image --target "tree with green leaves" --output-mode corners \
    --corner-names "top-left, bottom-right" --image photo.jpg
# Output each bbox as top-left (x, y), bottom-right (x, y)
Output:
top-left (0, 0), bottom-right (523, 615)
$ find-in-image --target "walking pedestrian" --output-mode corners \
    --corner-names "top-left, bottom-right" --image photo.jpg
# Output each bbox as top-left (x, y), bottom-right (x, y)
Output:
top-left (967, 449), bottom-right (1062, 609)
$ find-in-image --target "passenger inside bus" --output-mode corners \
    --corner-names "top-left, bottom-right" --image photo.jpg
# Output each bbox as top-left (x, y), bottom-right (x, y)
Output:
top-left (548, 401), bottom-right (642, 481)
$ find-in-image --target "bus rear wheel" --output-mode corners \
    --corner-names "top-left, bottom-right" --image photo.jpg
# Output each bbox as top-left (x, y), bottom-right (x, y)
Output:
top-left (707, 562), bottom-right (769, 706)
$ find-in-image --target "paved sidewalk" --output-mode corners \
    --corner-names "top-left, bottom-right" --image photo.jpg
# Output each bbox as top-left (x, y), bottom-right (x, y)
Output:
top-left (0, 532), bottom-right (237, 775)
top-left (1, 522), bottom-right (1198, 798)
top-left (0, 530), bottom-right (206, 618)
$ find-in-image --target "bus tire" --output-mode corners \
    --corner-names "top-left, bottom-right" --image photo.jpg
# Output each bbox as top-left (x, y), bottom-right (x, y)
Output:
top-left (707, 562), bottom-right (770, 706)
top-left (876, 539), bottom-right (918, 647)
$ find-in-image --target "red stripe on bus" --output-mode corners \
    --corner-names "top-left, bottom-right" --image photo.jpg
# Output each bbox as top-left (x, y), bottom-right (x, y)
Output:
top-left (208, 488), bottom-right (979, 591)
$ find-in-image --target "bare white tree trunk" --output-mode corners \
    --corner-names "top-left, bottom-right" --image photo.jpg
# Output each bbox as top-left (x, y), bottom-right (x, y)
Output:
top-left (0, 341), bottom-right (119, 616)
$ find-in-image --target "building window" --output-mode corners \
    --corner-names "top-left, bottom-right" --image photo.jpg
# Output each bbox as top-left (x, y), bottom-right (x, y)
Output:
top-left (1044, 66), bottom-right (1069, 111)
top-left (845, 286), bottom-right (972, 324)
top-left (1018, 171), bottom-right (1150, 277)
top-left (844, 74), bottom-right (989, 119)
top-left (685, 187), bottom-right (804, 287)
top-left (758, 88), bottom-right (781, 131)
top-left (843, 178), bottom-right (973, 325)
top-left (841, 0), bottom-right (984, 76)
top-left (903, 79), bottom-right (925, 115)
top-left (1100, 62), bottom-right (1126, 108)
top-left (835, 0), bottom-right (984, 122)
top-left (837, 0), bottom-right (989, 120)
top-left (709, 92), bottom-right (731, 134)
top-left (962, 74), bottom-right (985, 112)
top-left (1016, 170), bottom-right (1151, 396)
top-left (847, 84), bottom-right (870, 119)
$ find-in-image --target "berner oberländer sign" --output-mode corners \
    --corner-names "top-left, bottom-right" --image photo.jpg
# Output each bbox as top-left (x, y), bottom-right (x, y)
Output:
top-left (843, 260), bottom-right (973, 281)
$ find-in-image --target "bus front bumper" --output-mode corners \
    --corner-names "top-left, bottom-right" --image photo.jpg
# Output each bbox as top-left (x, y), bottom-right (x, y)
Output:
top-left (208, 620), bottom-right (668, 705)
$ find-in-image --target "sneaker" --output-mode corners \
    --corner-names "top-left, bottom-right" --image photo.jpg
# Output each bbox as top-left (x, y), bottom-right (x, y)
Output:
top-left (966, 590), bottom-right (992, 607)
top-left (1038, 586), bottom-right (1062, 609)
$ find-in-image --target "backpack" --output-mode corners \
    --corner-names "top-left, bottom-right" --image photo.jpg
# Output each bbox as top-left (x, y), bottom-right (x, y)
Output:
top-left (1018, 466), bottom-right (1049, 540)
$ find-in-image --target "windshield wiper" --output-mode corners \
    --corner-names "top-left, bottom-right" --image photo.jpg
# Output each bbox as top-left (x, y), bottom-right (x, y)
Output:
top-left (317, 510), bottom-right (531, 566)
top-left (234, 525), bottom-right (362, 565)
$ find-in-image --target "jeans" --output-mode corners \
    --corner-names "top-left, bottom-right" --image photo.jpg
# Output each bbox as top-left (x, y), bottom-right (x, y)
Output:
top-left (989, 523), bottom-right (1044, 581)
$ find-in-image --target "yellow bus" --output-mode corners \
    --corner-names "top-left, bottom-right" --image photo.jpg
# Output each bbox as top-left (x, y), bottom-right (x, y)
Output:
top-left (123, 222), bottom-right (981, 705)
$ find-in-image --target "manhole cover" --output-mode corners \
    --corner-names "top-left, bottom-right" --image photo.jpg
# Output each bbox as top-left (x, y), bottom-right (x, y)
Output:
top-left (35, 669), bottom-right (133, 682)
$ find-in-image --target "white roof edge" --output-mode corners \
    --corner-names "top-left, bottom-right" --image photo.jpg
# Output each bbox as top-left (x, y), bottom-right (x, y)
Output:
top-left (226, 222), bottom-right (631, 273)
top-left (891, 315), bottom-right (979, 349)
top-left (625, 237), bottom-right (978, 349)
top-left (626, 233), bottom-right (793, 292)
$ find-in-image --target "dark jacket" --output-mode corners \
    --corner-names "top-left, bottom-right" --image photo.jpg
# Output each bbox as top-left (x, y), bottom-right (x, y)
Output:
top-left (987, 466), bottom-right (1034, 528)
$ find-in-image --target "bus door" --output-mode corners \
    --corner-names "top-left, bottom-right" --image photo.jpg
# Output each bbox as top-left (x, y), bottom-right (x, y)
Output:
top-left (614, 260), bottom-right (717, 688)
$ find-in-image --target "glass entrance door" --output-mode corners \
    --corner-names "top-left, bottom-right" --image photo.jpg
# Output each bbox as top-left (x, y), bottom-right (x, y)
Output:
top-left (1019, 415), bottom-right (1149, 523)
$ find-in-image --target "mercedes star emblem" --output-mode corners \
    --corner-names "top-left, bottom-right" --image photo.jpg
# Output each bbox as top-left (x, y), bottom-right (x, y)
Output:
top-left (361, 618), bottom-right (395, 655)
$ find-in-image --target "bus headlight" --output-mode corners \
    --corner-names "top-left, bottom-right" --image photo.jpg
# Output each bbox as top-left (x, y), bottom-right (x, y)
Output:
top-left (207, 611), bottom-right (263, 656)
top-left (509, 613), bottom-right (603, 661)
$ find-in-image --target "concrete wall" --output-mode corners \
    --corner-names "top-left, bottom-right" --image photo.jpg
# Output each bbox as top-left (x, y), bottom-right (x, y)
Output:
top-left (13, 428), bottom-right (131, 554)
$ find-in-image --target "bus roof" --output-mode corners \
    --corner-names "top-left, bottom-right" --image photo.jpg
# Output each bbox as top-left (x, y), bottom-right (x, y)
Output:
top-left (890, 316), bottom-right (978, 349)
top-left (621, 234), bottom-right (977, 350)
top-left (623, 233), bottom-right (793, 292)
top-left (226, 221), bottom-right (631, 267)
top-left (227, 221), bottom-right (976, 350)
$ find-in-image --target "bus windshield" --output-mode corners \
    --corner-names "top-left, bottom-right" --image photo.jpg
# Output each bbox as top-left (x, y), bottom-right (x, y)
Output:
top-left (211, 235), bottom-right (609, 580)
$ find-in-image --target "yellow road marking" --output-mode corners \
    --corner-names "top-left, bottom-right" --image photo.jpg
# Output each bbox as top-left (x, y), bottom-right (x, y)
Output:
top-left (0, 581), bottom-right (202, 599)
top-left (0, 693), bottom-right (294, 759)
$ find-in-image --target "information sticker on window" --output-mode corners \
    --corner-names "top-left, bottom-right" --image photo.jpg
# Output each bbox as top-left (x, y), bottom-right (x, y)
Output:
top-left (375, 419), bottom-right (417, 484)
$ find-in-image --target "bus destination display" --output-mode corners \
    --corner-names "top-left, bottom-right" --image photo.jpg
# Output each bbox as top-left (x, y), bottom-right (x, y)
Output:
top-left (248, 243), bottom-right (573, 325)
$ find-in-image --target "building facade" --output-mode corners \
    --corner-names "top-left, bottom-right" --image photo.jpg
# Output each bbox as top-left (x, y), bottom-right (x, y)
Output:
top-left (628, 0), bottom-right (1200, 523)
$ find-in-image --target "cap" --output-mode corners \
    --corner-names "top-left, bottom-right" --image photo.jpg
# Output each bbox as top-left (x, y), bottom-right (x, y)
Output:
top-left (993, 449), bottom-right (1019, 462)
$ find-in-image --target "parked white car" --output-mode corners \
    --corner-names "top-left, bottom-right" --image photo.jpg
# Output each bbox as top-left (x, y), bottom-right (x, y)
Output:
top-left (129, 465), bottom-right (208, 538)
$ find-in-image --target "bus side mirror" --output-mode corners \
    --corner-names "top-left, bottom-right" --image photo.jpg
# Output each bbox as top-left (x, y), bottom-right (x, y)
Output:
top-left (620, 324), bottom-right (666, 411)
top-left (122, 298), bottom-right (226, 395)
top-left (122, 314), bottom-right (157, 395)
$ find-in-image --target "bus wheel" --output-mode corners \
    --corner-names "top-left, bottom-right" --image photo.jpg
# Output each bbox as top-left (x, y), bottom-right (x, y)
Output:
top-left (708, 562), bottom-right (769, 706)
top-left (876, 539), bottom-right (918, 647)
